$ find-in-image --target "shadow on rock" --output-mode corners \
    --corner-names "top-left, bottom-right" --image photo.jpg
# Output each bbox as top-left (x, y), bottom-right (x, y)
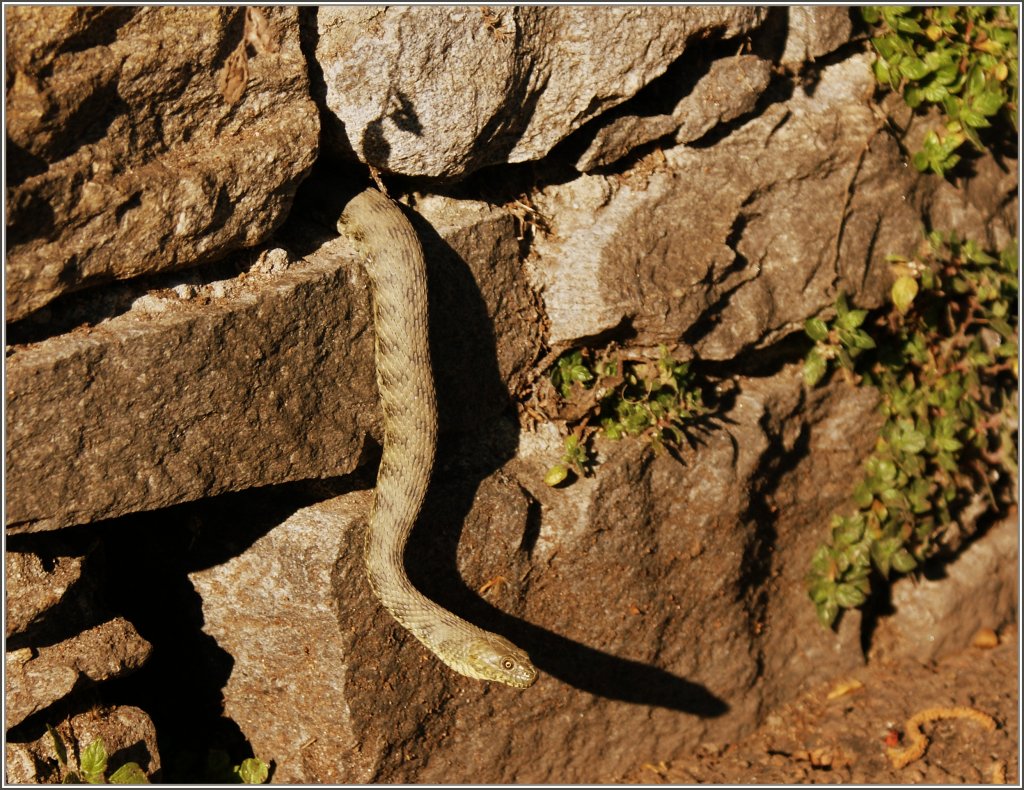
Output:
top-left (513, 617), bottom-right (729, 714)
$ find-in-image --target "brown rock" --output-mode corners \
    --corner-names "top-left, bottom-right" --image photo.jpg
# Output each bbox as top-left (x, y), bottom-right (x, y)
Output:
top-left (189, 493), bottom-right (379, 783)
top-left (750, 371), bottom-right (884, 713)
top-left (316, 6), bottom-right (766, 178)
top-left (574, 55), bottom-right (773, 172)
top-left (868, 515), bottom-right (1019, 663)
top-left (5, 618), bottom-right (152, 730)
top-left (5, 6), bottom-right (318, 320)
top-left (5, 551), bottom-right (84, 638)
top-left (5, 238), bottom-right (376, 534)
top-left (5, 705), bottom-right (160, 783)
top-left (781, 7), bottom-right (853, 65)
top-left (190, 362), bottom-right (879, 782)
top-left (529, 55), bottom-right (921, 356)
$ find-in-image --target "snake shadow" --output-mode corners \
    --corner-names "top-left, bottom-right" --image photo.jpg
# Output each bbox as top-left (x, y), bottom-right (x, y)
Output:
top-left (404, 208), bottom-right (728, 717)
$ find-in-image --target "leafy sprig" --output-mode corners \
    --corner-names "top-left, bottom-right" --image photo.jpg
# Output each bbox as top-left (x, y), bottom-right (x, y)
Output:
top-left (544, 345), bottom-right (708, 485)
top-left (803, 292), bottom-right (876, 387)
top-left (805, 232), bottom-right (1018, 627)
top-left (862, 6), bottom-right (1018, 176)
top-left (47, 727), bottom-right (149, 784)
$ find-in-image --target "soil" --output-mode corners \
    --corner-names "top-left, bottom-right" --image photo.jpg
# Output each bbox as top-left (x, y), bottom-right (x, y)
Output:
top-left (618, 625), bottom-right (1019, 784)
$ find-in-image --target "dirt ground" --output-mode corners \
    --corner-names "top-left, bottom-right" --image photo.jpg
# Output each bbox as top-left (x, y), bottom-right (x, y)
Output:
top-left (618, 625), bottom-right (1019, 785)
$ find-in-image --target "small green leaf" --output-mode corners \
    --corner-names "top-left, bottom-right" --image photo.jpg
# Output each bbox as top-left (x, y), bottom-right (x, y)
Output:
top-left (873, 57), bottom-right (894, 87)
top-left (810, 544), bottom-right (835, 576)
top-left (808, 580), bottom-right (835, 604)
top-left (109, 763), bottom-right (149, 784)
top-left (544, 464), bottom-right (569, 487)
top-left (849, 330), bottom-right (877, 351)
top-left (876, 458), bottom-right (897, 481)
top-left (80, 739), bottom-right (108, 784)
top-left (47, 725), bottom-right (69, 768)
top-left (803, 348), bottom-right (828, 387)
top-left (835, 583), bottom-right (868, 608)
top-left (838, 307), bottom-right (868, 330)
top-left (911, 149), bottom-right (931, 172)
top-left (899, 57), bottom-right (931, 80)
top-left (235, 758), bottom-right (270, 785)
top-left (816, 599), bottom-right (839, 628)
top-left (833, 517), bottom-right (865, 547)
top-left (891, 275), bottom-right (919, 313)
top-left (972, 88), bottom-right (1006, 116)
top-left (894, 16), bottom-right (923, 34)
top-left (959, 106), bottom-right (991, 128)
top-left (872, 33), bottom-right (902, 62)
top-left (805, 317), bottom-right (829, 342)
top-left (891, 548), bottom-right (917, 573)
top-left (861, 7), bottom-right (881, 25)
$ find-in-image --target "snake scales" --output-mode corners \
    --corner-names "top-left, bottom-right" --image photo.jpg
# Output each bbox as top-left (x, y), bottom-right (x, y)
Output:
top-left (338, 188), bottom-right (537, 688)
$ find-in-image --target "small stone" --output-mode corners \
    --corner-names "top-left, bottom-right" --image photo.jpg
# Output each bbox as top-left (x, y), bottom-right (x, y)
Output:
top-left (131, 294), bottom-right (169, 313)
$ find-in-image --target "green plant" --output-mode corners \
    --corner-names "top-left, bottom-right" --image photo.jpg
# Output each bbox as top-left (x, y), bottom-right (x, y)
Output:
top-left (862, 6), bottom-right (1018, 176)
top-left (234, 758), bottom-right (270, 784)
top-left (805, 232), bottom-right (1018, 627)
top-left (544, 344), bottom-right (708, 485)
top-left (47, 726), bottom-right (149, 784)
top-left (544, 433), bottom-right (591, 486)
top-left (205, 749), bottom-right (271, 785)
top-left (803, 292), bottom-right (877, 387)
top-left (46, 724), bottom-right (271, 785)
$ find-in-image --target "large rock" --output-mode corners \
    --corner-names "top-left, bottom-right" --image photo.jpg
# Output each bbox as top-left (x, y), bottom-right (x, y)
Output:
top-left (189, 493), bottom-right (377, 783)
top-left (5, 618), bottom-right (151, 730)
top-left (5, 239), bottom-right (376, 533)
top-left (316, 6), bottom-right (766, 179)
top-left (5, 6), bottom-right (318, 321)
top-left (189, 363), bottom-right (879, 782)
top-left (5, 192), bottom-right (531, 534)
top-left (527, 54), bottom-right (922, 356)
top-left (868, 515), bottom-right (1019, 663)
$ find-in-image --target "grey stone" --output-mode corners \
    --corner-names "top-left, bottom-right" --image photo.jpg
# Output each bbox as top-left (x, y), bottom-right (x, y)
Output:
top-left (781, 7), bottom-right (854, 65)
top-left (575, 55), bottom-right (772, 172)
top-left (868, 516), bottom-right (1019, 663)
top-left (527, 54), bottom-right (923, 357)
top-left (317, 6), bottom-right (766, 179)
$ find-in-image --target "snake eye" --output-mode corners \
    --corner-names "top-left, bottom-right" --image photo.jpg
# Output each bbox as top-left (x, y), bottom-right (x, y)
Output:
top-left (502, 657), bottom-right (516, 671)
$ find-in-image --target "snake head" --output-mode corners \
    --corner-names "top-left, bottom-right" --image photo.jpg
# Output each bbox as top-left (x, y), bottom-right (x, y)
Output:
top-left (466, 635), bottom-right (537, 688)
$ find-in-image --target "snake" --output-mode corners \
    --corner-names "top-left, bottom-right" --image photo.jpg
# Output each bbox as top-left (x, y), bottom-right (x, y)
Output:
top-left (338, 187), bottom-right (537, 689)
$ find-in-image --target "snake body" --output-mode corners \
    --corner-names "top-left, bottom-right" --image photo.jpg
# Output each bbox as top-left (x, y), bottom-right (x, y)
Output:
top-left (338, 188), bottom-right (536, 689)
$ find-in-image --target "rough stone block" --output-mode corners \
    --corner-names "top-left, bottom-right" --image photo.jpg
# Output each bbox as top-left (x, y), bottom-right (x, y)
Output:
top-left (5, 618), bottom-right (151, 730)
top-left (5, 6), bottom-right (318, 320)
top-left (317, 6), bottom-right (766, 179)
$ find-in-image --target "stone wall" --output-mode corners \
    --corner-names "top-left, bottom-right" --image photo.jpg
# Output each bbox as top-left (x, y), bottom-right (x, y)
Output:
top-left (5, 6), bottom-right (1017, 783)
